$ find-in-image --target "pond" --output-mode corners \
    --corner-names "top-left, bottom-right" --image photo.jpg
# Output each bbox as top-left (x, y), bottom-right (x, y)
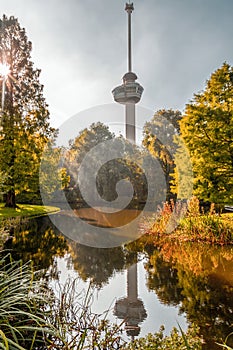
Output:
top-left (4, 211), bottom-right (233, 349)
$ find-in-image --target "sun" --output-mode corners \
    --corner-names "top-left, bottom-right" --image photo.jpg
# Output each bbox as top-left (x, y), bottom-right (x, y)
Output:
top-left (0, 63), bottom-right (10, 78)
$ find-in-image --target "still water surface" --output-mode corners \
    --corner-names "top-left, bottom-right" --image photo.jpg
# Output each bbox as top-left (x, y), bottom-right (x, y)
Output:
top-left (4, 211), bottom-right (233, 349)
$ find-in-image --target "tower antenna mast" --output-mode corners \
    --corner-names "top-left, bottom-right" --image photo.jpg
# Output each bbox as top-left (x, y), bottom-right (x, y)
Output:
top-left (125, 2), bottom-right (134, 72)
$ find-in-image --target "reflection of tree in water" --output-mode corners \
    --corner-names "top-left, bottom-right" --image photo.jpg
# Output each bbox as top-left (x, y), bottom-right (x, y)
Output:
top-left (144, 242), bottom-right (233, 349)
top-left (146, 251), bottom-right (184, 306)
top-left (3, 216), bottom-right (68, 276)
top-left (68, 242), bottom-right (138, 288)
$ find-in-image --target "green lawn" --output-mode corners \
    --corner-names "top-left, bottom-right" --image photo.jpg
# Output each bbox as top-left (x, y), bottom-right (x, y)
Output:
top-left (0, 203), bottom-right (60, 219)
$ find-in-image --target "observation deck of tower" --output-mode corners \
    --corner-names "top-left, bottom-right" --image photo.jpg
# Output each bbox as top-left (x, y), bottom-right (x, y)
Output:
top-left (112, 2), bottom-right (144, 143)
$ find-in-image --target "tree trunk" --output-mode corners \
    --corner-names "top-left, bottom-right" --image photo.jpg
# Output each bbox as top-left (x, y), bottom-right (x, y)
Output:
top-left (4, 188), bottom-right (17, 208)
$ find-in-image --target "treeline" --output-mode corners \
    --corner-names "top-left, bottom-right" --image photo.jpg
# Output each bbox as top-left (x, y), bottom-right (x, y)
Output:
top-left (48, 61), bottom-right (233, 209)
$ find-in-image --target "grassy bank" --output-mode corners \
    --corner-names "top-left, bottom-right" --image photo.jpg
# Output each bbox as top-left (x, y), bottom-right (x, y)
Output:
top-left (149, 197), bottom-right (233, 245)
top-left (0, 203), bottom-right (60, 219)
top-left (176, 212), bottom-right (233, 244)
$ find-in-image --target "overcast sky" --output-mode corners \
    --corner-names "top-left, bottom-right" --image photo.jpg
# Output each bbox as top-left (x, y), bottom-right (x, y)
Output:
top-left (1, 0), bottom-right (233, 130)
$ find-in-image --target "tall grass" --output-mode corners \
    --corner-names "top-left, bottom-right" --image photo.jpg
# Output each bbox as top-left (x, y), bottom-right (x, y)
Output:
top-left (0, 253), bottom-right (54, 349)
top-left (0, 218), bottom-right (22, 249)
top-left (0, 253), bottom-right (127, 349)
top-left (217, 332), bottom-right (233, 349)
top-left (178, 197), bottom-right (233, 244)
top-left (149, 197), bottom-right (233, 244)
top-left (46, 279), bottom-right (126, 349)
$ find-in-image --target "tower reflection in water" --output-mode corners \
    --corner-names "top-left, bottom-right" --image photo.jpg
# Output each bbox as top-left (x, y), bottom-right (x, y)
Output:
top-left (114, 263), bottom-right (147, 339)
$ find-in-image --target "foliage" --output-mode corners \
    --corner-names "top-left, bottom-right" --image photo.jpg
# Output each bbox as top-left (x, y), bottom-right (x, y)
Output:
top-left (149, 200), bottom-right (187, 235)
top-left (39, 141), bottom-right (70, 203)
top-left (125, 324), bottom-right (202, 350)
top-left (170, 136), bottom-right (194, 200)
top-left (218, 344), bottom-right (233, 350)
top-left (143, 109), bottom-right (182, 201)
top-left (178, 197), bottom-right (233, 244)
top-left (148, 197), bottom-right (233, 244)
top-left (66, 122), bottom-right (114, 190)
top-left (65, 122), bottom-right (147, 208)
top-left (0, 217), bottom-right (23, 253)
top-left (0, 254), bottom-right (126, 350)
top-left (68, 122), bottom-right (114, 164)
top-left (180, 62), bottom-right (233, 204)
top-left (0, 15), bottom-right (55, 207)
top-left (0, 222), bottom-right (10, 249)
top-left (217, 333), bottom-right (233, 349)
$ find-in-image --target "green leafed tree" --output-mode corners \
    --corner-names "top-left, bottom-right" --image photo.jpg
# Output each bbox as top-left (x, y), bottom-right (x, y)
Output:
top-left (180, 63), bottom-right (233, 204)
top-left (39, 141), bottom-right (70, 203)
top-left (143, 109), bottom-right (182, 201)
top-left (65, 122), bottom-right (147, 208)
top-left (0, 15), bottom-right (55, 207)
top-left (66, 122), bottom-right (114, 198)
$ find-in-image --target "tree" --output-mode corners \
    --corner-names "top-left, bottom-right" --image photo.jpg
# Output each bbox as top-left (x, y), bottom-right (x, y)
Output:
top-left (0, 15), bottom-right (54, 207)
top-left (69, 243), bottom-right (126, 288)
top-left (143, 109), bottom-right (182, 201)
top-left (66, 122), bottom-right (147, 208)
top-left (39, 141), bottom-right (70, 203)
top-left (67, 122), bottom-right (114, 187)
top-left (180, 63), bottom-right (233, 204)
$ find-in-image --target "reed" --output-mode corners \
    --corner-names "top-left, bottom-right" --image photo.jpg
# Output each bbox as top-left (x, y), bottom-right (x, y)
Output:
top-left (0, 253), bottom-right (55, 349)
top-left (150, 197), bottom-right (233, 244)
top-left (0, 253), bottom-right (126, 349)
top-left (178, 198), bottom-right (233, 244)
top-left (216, 332), bottom-right (233, 349)
top-left (46, 279), bottom-right (126, 349)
